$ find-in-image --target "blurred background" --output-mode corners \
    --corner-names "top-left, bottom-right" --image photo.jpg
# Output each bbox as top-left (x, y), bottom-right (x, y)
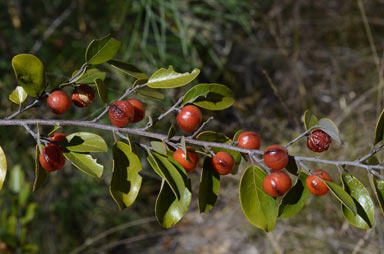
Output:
top-left (1, 0), bottom-right (384, 253)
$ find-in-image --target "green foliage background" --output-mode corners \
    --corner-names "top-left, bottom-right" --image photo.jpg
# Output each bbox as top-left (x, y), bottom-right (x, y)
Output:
top-left (1, 0), bottom-right (384, 253)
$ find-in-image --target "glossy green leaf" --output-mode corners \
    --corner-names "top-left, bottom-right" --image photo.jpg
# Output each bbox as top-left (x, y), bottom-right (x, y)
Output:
top-left (75, 68), bottom-right (106, 84)
top-left (239, 166), bottom-right (278, 232)
top-left (9, 86), bottom-right (27, 105)
top-left (133, 79), bottom-right (165, 101)
top-left (147, 152), bottom-right (163, 177)
top-left (373, 176), bottom-right (384, 216)
top-left (94, 79), bottom-right (107, 103)
top-left (152, 152), bottom-right (185, 200)
top-left (150, 141), bottom-right (168, 155)
top-left (33, 145), bottom-right (48, 192)
top-left (108, 59), bottom-right (147, 79)
top-left (155, 179), bottom-right (192, 228)
top-left (325, 180), bottom-right (357, 215)
top-left (110, 142), bottom-right (143, 210)
top-left (147, 66), bottom-right (200, 88)
top-left (198, 157), bottom-right (220, 213)
top-left (285, 155), bottom-right (299, 175)
top-left (303, 110), bottom-right (318, 130)
top-left (315, 118), bottom-right (341, 143)
top-left (374, 108), bottom-right (384, 145)
top-left (65, 132), bottom-right (108, 153)
top-left (12, 54), bottom-right (45, 97)
top-left (278, 172), bottom-right (309, 219)
top-left (9, 165), bottom-right (24, 194)
top-left (0, 146), bottom-right (6, 191)
top-left (182, 83), bottom-right (234, 110)
top-left (63, 152), bottom-right (103, 178)
top-left (85, 34), bottom-right (121, 65)
top-left (341, 173), bottom-right (374, 229)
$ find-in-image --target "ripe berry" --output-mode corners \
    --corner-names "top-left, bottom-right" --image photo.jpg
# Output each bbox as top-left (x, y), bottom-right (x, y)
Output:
top-left (306, 169), bottom-right (332, 196)
top-left (49, 133), bottom-right (66, 150)
top-left (307, 129), bottom-right (332, 152)
top-left (262, 171), bottom-right (292, 197)
top-left (237, 131), bottom-right (261, 150)
top-left (263, 145), bottom-right (289, 170)
top-left (127, 99), bottom-right (145, 123)
top-left (173, 147), bottom-right (199, 173)
top-left (109, 100), bottom-right (135, 127)
top-left (72, 84), bottom-right (95, 107)
top-left (176, 105), bottom-right (202, 132)
top-left (211, 151), bottom-right (235, 175)
top-left (39, 145), bottom-right (65, 172)
top-left (47, 90), bottom-right (71, 114)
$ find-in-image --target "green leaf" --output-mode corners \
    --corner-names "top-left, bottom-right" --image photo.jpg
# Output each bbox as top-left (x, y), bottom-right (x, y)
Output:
top-left (12, 54), bottom-right (45, 97)
top-left (9, 165), bottom-right (24, 194)
top-left (147, 66), bottom-right (200, 88)
top-left (341, 173), bottom-right (374, 229)
top-left (19, 182), bottom-right (30, 206)
top-left (182, 83), bottom-right (234, 110)
top-left (150, 141), bottom-right (168, 155)
top-left (75, 69), bottom-right (106, 84)
top-left (85, 34), bottom-right (121, 65)
top-left (63, 152), bottom-right (103, 178)
top-left (167, 125), bottom-right (176, 140)
top-left (232, 130), bottom-right (245, 142)
top-left (155, 179), bottom-right (192, 228)
top-left (47, 125), bottom-right (61, 137)
top-left (65, 132), bottom-right (108, 153)
top-left (239, 166), bottom-right (278, 232)
top-left (152, 152), bottom-right (186, 200)
top-left (278, 172), bottom-right (310, 219)
top-left (285, 155), bottom-right (299, 175)
top-left (315, 118), bottom-right (341, 143)
top-left (325, 181), bottom-right (357, 215)
top-left (9, 86), bottom-right (27, 105)
top-left (110, 142), bottom-right (143, 210)
top-left (0, 146), bottom-right (6, 191)
top-left (198, 158), bottom-right (220, 213)
top-left (20, 203), bottom-right (36, 225)
top-left (303, 110), bottom-right (318, 130)
top-left (373, 176), bottom-right (384, 216)
top-left (133, 79), bottom-right (165, 101)
top-left (108, 59), bottom-right (147, 79)
top-left (94, 79), bottom-right (107, 103)
top-left (33, 145), bottom-right (48, 192)
top-left (374, 108), bottom-right (384, 145)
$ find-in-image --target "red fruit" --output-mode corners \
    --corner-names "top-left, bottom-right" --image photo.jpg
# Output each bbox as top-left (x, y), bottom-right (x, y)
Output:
top-left (47, 91), bottom-right (71, 114)
top-left (173, 147), bottom-right (199, 173)
top-left (211, 151), bottom-right (235, 175)
top-left (72, 84), bottom-right (95, 107)
top-left (307, 129), bottom-right (332, 152)
top-left (262, 171), bottom-right (292, 197)
top-left (306, 169), bottom-right (332, 196)
top-left (39, 145), bottom-right (65, 172)
top-left (127, 99), bottom-right (145, 123)
top-left (108, 100), bottom-right (135, 127)
top-left (49, 133), bottom-right (66, 150)
top-left (176, 105), bottom-right (202, 132)
top-left (263, 145), bottom-right (289, 170)
top-left (237, 131), bottom-right (261, 150)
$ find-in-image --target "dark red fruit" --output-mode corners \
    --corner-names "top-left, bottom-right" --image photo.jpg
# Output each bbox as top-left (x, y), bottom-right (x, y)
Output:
top-left (263, 145), bottom-right (289, 170)
top-left (262, 171), bottom-right (292, 197)
top-left (211, 151), bottom-right (235, 175)
top-left (47, 91), bottom-right (71, 114)
top-left (237, 131), bottom-right (261, 150)
top-left (127, 99), bottom-right (145, 123)
top-left (307, 129), bottom-right (332, 152)
top-left (108, 100), bottom-right (135, 127)
top-left (306, 169), bottom-right (332, 196)
top-left (72, 84), bottom-right (95, 107)
top-left (49, 133), bottom-right (66, 151)
top-left (173, 147), bottom-right (199, 173)
top-left (176, 105), bottom-right (202, 132)
top-left (39, 145), bottom-right (65, 172)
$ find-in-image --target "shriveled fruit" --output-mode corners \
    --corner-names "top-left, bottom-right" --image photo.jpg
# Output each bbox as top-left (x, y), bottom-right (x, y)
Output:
top-left (263, 145), bottom-right (289, 170)
top-left (262, 171), bottom-right (292, 197)
top-left (39, 145), bottom-right (65, 172)
top-left (176, 105), bottom-right (202, 132)
top-left (307, 129), bottom-right (332, 152)
top-left (47, 90), bottom-right (70, 115)
top-left (306, 169), bottom-right (332, 196)
top-left (72, 84), bottom-right (95, 107)
top-left (173, 147), bottom-right (199, 173)
top-left (109, 100), bottom-right (135, 127)
top-left (211, 151), bottom-right (235, 175)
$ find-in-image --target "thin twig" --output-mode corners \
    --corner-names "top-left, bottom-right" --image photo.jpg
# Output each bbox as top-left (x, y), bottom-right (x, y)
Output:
top-left (6, 99), bottom-right (40, 120)
top-left (157, 96), bottom-right (183, 121)
top-left (358, 142), bottom-right (384, 163)
top-left (284, 128), bottom-right (312, 148)
top-left (188, 116), bottom-right (213, 139)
